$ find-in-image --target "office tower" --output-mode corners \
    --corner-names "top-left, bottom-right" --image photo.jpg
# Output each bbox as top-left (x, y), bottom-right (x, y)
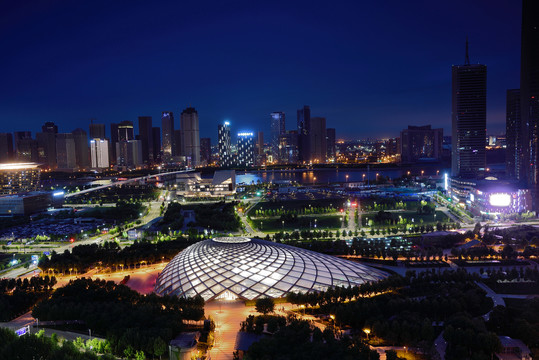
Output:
top-left (110, 123), bottom-right (119, 165)
top-left (0, 133), bottom-right (13, 162)
top-left (55, 133), bottom-right (76, 171)
top-left (152, 127), bottom-right (161, 162)
top-left (161, 112), bottom-right (174, 161)
top-left (279, 131), bottom-right (299, 164)
top-left (326, 128), bottom-right (336, 161)
top-left (181, 107), bottom-right (200, 166)
top-left (42, 122), bottom-right (58, 134)
top-left (72, 128), bottom-right (90, 170)
top-left (14, 132), bottom-right (38, 162)
top-left (520, 0), bottom-right (539, 208)
top-left (89, 122), bottom-right (106, 140)
top-left (400, 125), bottom-right (443, 163)
top-left (174, 130), bottom-right (183, 157)
top-left (451, 40), bottom-right (487, 178)
top-left (270, 112), bottom-right (285, 163)
top-left (200, 138), bottom-right (211, 165)
top-left (297, 106), bottom-right (311, 163)
top-left (116, 140), bottom-right (142, 169)
top-left (237, 132), bottom-right (255, 167)
top-left (256, 131), bottom-right (264, 165)
top-left (118, 121), bottom-right (134, 141)
top-left (218, 121), bottom-right (232, 167)
top-left (506, 89), bottom-right (521, 178)
top-left (309, 117), bottom-right (327, 163)
top-left (138, 116), bottom-right (153, 164)
top-left (90, 139), bottom-right (110, 169)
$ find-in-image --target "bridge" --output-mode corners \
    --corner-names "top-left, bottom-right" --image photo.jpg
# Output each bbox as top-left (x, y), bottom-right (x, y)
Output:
top-left (64, 169), bottom-right (194, 198)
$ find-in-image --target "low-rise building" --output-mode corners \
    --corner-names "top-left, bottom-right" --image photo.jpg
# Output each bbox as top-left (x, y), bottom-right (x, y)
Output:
top-left (0, 191), bottom-right (64, 216)
top-left (174, 170), bottom-right (235, 197)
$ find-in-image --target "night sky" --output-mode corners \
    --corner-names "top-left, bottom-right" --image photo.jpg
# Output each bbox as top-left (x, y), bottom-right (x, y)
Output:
top-left (0, 0), bottom-right (521, 142)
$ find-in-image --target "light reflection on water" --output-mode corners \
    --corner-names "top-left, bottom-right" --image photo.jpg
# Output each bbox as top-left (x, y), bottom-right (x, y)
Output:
top-left (234, 168), bottom-right (422, 185)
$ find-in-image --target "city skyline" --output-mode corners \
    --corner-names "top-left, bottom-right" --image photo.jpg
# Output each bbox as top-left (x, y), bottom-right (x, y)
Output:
top-left (0, 0), bottom-right (521, 140)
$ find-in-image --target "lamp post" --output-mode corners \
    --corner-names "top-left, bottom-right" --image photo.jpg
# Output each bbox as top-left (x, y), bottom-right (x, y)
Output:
top-left (363, 328), bottom-right (370, 340)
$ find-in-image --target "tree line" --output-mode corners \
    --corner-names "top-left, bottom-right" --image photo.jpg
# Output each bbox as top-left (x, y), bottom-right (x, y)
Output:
top-left (0, 276), bottom-right (56, 321)
top-left (32, 278), bottom-right (204, 359)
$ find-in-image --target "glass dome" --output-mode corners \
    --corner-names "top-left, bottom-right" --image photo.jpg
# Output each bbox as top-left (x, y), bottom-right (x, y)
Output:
top-left (155, 237), bottom-right (387, 301)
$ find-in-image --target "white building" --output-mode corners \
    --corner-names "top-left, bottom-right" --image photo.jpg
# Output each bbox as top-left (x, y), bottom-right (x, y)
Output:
top-left (90, 139), bottom-right (110, 170)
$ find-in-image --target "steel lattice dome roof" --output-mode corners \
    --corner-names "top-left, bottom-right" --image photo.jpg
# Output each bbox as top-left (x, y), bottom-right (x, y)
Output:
top-left (155, 237), bottom-right (388, 301)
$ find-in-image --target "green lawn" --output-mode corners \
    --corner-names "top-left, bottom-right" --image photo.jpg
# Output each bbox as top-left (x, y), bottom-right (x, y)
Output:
top-left (250, 199), bottom-right (346, 213)
top-left (361, 210), bottom-right (449, 227)
top-left (253, 215), bottom-right (342, 232)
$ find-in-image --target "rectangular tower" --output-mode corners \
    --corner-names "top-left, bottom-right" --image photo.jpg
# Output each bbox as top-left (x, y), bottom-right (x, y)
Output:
top-left (138, 116), bottom-right (153, 164)
top-left (181, 107), bottom-right (201, 167)
top-left (506, 89), bottom-right (521, 178)
top-left (270, 112), bottom-right (285, 163)
top-left (451, 42), bottom-right (487, 178)
top-left (218, 121), bottom-right (232, 167)
top-left (161, 112), bottom-right (174, 161)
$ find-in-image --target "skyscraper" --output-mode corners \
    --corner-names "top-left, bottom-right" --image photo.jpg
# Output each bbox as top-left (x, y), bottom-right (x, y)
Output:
top-left (118, 121), bottom-right (134, 141)
top-left (237, 132), bottom-right (255, 167)
top-left (161, 112), bottom-right (174, 161)
top-left (326, 128), bottom-right (336, 162)
top-left (152, 127), bottom-right (161, 163)
top-left (72, 128), bottom-right (90, 170)
top-left (451, 41), bottom-right (487, 178)
top-left (181, 107), bottom-right (200, 167)
top-left (297, 106), bottom-right (311, 164)
top-left (270, 112), bottom-right (285, 163)
top-left (89, 123), bottom-right (106, 140)
top-left (174, 130), bottom-right (183, 157)
top-left (200, 138), bottom-right (211, 166)
top-left (110, 123), bottom-right (119, 165)
top-left (37, 121), bottom-right (58, 169)
top-left (90, 139), bottom-right (109, 170)
top-left (309, 117), bottom-right (327, 163)
top-left (14, 132), bottom-right (38, 162)
top-left (218, 121), bottom-right (232, 167)
top-left (400, 125), bottom-right (443, 163)
top-left (506, 89), bottom-right (521, 178)
top-left (55, 133), bottom-right (76, 171)
top-left (0, 133), bottom-right (13, 162)
top-left (520, 0), bottom-right (539, 208)
top-left (138, 116), bottom-right (153, 164)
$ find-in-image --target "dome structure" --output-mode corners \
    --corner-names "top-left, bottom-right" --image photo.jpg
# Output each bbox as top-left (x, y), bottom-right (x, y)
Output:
top-left (155, 237), bottom-right (388, 301)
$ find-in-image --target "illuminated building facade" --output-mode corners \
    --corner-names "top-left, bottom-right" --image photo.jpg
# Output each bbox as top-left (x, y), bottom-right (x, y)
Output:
top-left (400, 125), bottom-right (443, 163)
top-left (90, 139), bottom-right (110, 169)
top-left (270, 112), bottom-right (285, 163)
top-left (237, 132), bottom-right (255, 167)
top-left (181, 107), bottom-right (201, 166)
top-left (451, 42), bottom-right (487, 178)
top-left (218, 122), bottom-right (232, 167)
top-left (161, 111), bottom-right (175, 161)
top-left (0, 163), bottom-right (40, 195)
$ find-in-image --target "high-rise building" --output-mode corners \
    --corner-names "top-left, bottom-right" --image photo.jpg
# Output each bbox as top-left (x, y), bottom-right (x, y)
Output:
top-left (72, 128), bottom-right (90, 170)
top-left (174, 130), bottom-right (183, 157)
top-left (218, 121), bottom-right (232, 167)
top-left (519, 0), bottom-right (539, 208)
top-left (0, 163), bottom-right (40, 195)
top-left (181, 107), bottom-right (200, 167)
top-left (42, 122), bottom-right (58, 134)
top-left (237, 132), bottom-right (255, 167)
top-left (55, 133), bottom-right (76, 171)
top-left (89, 123), bottom-right (106, 140)
top-left (309, 117), bottom-right (327, 163)
top-left (90, 139), bottom-right (110, 170)
top-left (14, 132), bottom-right (37, 163)
top-left (279, 131), bottom-right (299, 164)
top-left (0, 133), bottom-right (13, 162)
top-left (256, 131), bottom-right (264, 165)
top-left (138, 116), bottom-right (153, 164)
top-left (110, 123), bottom-right (119, 165)
top-left (118, 121), bottom-right (134, 142)
top-left (161, 112), bottom-right (174, 161)
top-left (116, 140), bottom-right (142, 169)
top-left (400, 125), bottom-right (443, 163)
top-left (270, 112), bottom-right (285, 163)
top-left (152, 127), bottom-right (161, 162)
top-left (297, 106), bottom-right (311, 164)
top-left (200, 138), bottom-right (211, 166)
top-left (326, 128), bottom-right (336, 162)
top-left (506, 89), bottom-right (521, 178)
top-left (451, 41), bottom-right (487, 178)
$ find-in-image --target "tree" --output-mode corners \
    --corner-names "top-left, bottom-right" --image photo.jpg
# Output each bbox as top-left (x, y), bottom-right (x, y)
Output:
top-left (255, 297), bottom-right (275, 315)
top-left (153, 337), bottom-right (166, 360)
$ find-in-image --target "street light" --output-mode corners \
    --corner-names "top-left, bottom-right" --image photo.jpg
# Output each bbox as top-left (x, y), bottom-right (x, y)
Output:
top-left (363, 328), bottom-right (371, 340)
top-left (345, 174), bottom-right (349, 183)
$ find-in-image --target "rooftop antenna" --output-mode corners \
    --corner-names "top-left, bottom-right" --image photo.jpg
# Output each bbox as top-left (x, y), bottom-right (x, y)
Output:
top-left (465, 37), bottom-right (470, 65)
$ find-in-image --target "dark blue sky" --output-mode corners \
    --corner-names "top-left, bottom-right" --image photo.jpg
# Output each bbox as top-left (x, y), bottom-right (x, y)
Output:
top-left (0, 0), bottom-right (521, 142)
